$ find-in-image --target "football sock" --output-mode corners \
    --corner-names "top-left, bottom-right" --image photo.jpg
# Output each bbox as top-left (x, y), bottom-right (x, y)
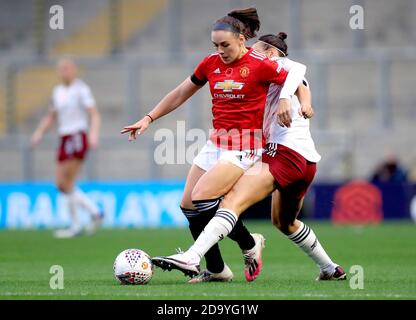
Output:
top-left (182, 204), bottom-right (225, 273)
top-left (288, 221), bottom-right (335, 274)
top-left (228, 219), bottom-right (256, 251)
top-left (65, 191), bottom-right (80, 231)
top-left (192, 198), bottom-right (221, 213)
top-left (188, 208), bottom-right (238, 260)
top-left (194, 199), bottom-right (256, 250)
top-left (74, 188), bottom-right (100, 217)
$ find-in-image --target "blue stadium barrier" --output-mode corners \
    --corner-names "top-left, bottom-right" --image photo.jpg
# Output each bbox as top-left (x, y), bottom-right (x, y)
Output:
top-left (0, 181), bottom-right (414, 229)
top-left (312, 182), bottom-right (413, 220)
top-left (0, 181), bottom-right (187, 229)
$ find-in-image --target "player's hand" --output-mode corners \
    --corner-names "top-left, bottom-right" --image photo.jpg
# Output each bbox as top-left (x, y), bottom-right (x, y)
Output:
top-left (276, 98), bottom-right (292, 128)
top-left (299, 104), bottom-right (314, 119)
top-left (31, 131), bottom-right (43, 148)
top-left (89, 133), bottom-right (99, 149)
top-left (120, 116), bottom-right (152, 141)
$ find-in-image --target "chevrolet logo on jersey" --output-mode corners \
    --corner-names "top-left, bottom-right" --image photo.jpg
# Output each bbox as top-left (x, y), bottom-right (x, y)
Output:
top-left (214, 80), bottom-right (244, 92)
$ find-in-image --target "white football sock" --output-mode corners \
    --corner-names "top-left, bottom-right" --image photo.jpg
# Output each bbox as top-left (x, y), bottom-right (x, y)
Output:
top-left (187, 209), bottom-right (238, 261)
top-left (65, 191), bottom-right (80, 231)
top-left (74, 188), bottom-right (100, 217)
top-left (288, 221), bottom-right (335, 274)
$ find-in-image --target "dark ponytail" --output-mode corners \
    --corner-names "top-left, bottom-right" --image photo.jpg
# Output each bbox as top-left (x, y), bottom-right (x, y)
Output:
top-left (213, 7), bottom-right (260, 40)
top-left (258, 32), bottom-right (288, 56)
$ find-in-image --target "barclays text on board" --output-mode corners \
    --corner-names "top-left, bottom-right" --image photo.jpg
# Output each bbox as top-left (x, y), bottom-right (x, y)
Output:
top-left (0, 182), bottom-right (187, 229)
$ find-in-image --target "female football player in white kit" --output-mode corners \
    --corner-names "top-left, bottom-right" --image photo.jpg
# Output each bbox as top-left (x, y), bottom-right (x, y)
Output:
top-left (122, 8), bottom-right (307, 282)
top-left (31, 57), bottom-right (104, 238)
top-left (153, 33), bottom-right (346, 281)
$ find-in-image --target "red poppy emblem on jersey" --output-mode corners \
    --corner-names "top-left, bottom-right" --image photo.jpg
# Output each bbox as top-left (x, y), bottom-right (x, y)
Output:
top-left (225, 68), bottom-right (233, 76)
top-left (214, 80), bottom-right (244, 92)
top-left (240, 66), bottom-right (250, 78)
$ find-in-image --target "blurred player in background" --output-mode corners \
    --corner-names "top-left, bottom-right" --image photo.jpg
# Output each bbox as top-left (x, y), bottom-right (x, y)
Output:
top-left (31, 57), bottom-right (104, 238)
top-left (153, 33), bottom-right (347, 281)
top-left (122, 8), bottom-right (306, 282)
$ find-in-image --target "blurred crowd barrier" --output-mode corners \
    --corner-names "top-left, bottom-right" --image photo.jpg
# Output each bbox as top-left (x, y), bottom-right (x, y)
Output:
top-left (0, 180), bottom-right (414, 229)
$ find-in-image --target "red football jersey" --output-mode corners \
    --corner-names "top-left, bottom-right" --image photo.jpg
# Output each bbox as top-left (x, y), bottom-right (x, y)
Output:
top-left (192, 48), bottom-right (288, 150)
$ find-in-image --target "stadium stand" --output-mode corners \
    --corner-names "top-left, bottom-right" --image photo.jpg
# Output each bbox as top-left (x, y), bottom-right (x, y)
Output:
top-left (0, 0), bottom-right (415, 182)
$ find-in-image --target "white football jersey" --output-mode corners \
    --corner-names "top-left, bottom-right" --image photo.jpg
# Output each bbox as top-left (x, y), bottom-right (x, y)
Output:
top-left (263, 57), bottom-right (321, 163)
top-left (51, 79), bottom-right (96, 136)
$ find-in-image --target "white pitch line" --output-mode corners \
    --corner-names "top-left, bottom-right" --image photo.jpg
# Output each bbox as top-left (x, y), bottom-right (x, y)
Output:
top-left (0, 292), bottom-right (414, 298)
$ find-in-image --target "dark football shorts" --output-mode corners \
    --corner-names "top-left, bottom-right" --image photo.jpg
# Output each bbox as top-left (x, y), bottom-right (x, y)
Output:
top-left (262, 143), bottom-right (316, 200)
top-left (57, 131), bottom-right (88, 162)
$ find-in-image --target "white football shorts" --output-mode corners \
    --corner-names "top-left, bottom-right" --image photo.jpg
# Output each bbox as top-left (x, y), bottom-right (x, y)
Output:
top-left (193, 140), bottom-right (263, 172)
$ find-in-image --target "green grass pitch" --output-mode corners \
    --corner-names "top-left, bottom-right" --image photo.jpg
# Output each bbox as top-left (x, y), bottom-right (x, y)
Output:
top-left (0, 221), bottom-right (415, 300)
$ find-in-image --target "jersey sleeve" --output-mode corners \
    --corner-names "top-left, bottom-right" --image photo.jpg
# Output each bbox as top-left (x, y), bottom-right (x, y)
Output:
top-left (190, 55), bottom-right (209, 86)
top-left (260, 59), bottom-right (288, 86)
top-left (279, 61), bottom-right (307, 100)
top-left (80, 83), bottom-right (96, 109)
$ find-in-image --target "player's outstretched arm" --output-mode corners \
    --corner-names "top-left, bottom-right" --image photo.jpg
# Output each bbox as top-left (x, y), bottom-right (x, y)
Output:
top-left (31, 107), bottom-right (56, 147)
top-left (120, 77), bottom-right (201, 141)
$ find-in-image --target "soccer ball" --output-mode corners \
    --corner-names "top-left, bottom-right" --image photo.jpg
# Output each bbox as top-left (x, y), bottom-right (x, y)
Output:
top-left (113, 249), bottom-right (154, 285)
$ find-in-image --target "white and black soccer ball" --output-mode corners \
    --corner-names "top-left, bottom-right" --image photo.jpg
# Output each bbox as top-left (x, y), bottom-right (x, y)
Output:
top-left (113, 249), bottom-right (154, 285)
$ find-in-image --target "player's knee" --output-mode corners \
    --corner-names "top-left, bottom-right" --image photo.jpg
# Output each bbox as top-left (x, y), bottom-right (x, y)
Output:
top-left (57, 185), bottom-right (71, 193)
top-left (191, 186), bottom-right (220, 202)
top-left (180, 198), bottom-right (193, 210)
top-left (221, 190), bottom-right (243, 213)
top-left (57, 181), bottom-right (71, 193)
top-left (180, 185), bottom-right (196, 209)
top-left (190, 188), bottom-right (203, 202)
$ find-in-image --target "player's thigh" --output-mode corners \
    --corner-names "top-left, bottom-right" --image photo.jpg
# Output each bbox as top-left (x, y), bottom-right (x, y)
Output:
top-left (221, 161), bottom-right (276, 215)
top-left (180, 164), bottom-right (206, 208)
top-left (56, 159), bottom-right (83, 191)
top-left (191, 160), bottom-right (245, 201)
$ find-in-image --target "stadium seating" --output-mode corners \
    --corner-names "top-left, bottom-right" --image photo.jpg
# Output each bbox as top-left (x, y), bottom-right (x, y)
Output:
top-left (0, 0), bottom-right (415, 181)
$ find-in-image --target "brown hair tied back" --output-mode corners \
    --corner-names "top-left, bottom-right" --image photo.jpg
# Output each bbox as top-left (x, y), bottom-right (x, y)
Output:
top-left (277, 32), bottom-right (287, 41)
top-left (258, 32), bottom-right (288, 56)
top-left (213, 7), bottom-right (260, 40)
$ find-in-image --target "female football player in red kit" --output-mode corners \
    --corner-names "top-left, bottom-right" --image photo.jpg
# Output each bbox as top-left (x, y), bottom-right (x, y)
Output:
top-left (154, 33), bottom-right (346, 282)
top-left (121, 8), bottom-right (306, 282)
